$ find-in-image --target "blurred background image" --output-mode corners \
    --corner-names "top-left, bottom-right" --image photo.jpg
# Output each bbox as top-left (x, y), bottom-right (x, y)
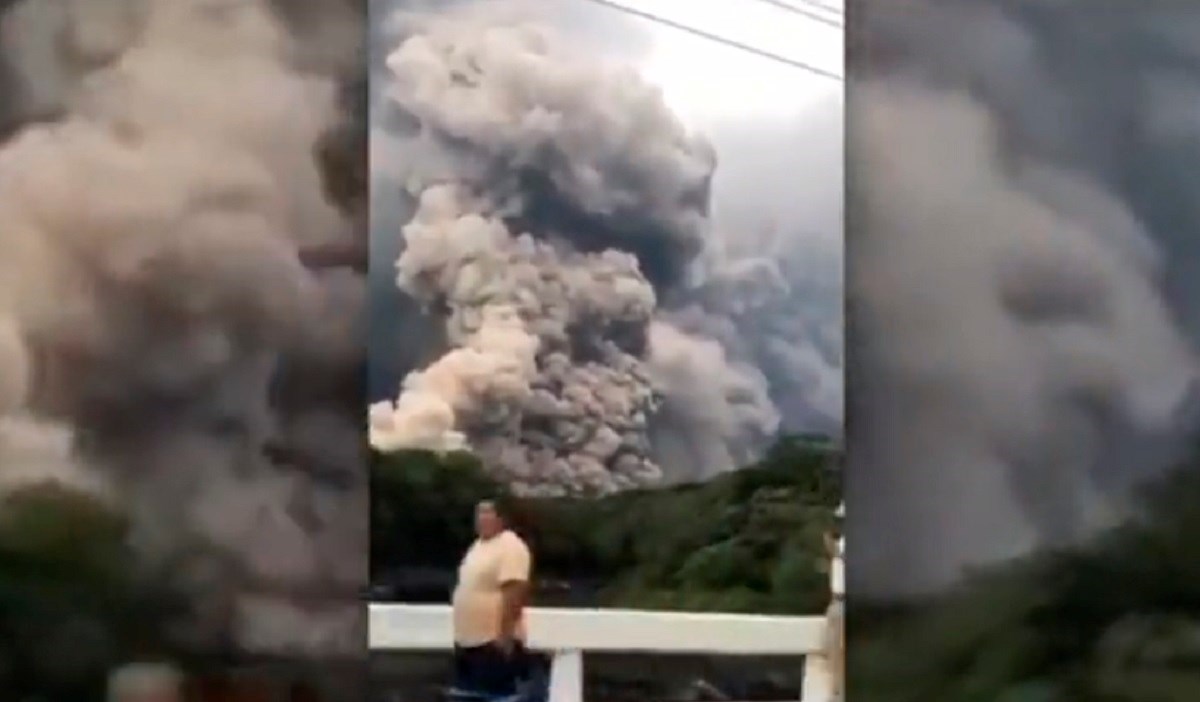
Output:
top-left (366, 0), bottom-right (843, 700)
top-left (0, 0), bottom-right (368, 699)
top-left (847, 1), bottom-right (1200, 700)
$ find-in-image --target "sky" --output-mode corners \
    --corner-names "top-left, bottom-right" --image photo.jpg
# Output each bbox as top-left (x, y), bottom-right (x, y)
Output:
top-left (589, 0), bottom-right (842, 119)
top-left (537, 0), bottom-right (845, 253)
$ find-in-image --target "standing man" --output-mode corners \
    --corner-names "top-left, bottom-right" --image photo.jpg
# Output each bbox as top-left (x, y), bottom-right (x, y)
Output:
top-left (452, 499), bottom-right (534, 698)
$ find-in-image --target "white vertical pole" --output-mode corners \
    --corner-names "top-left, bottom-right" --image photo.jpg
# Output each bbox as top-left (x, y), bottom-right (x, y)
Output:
top-left (802, 653), bottom-right (833, 702)
top-left (548, 650), bottom-right (583, 702)
top-left (812, 502), bottom-right (845, 702)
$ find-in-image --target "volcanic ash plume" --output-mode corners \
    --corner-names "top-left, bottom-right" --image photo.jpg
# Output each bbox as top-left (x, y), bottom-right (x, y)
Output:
top-left (0, 0), bottom-right (366, 663)
top-left (371, 2), bottom-right (798, 493)
top-left (645, 321), bottom-right (779, 480)
top-left (668, 250), bottom-right (843, 438)
top-left (849, 0), bottom-right (1200, 598)
top-left (369, 181), bottom-right (663, 494)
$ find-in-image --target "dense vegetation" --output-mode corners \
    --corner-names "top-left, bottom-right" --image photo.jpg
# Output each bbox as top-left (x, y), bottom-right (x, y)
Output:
top-left (851, 460), bottom-right (1200, 702)
top-left (12, 436), bottom-right (1200, 701)
top-left (371, 434), bottom-right (842, 614)
top-left (0, 485), bottom-right (183, 700)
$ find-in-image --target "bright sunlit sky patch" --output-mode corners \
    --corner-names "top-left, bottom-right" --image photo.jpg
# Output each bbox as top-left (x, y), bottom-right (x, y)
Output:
top-left (629, 0), bottom-right (843, 124)
top-left (542, 0), bottom-right (845, 250)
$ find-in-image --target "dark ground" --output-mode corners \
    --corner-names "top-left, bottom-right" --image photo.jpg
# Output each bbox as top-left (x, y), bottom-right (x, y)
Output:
top-left (368, 652), bottom-right (802, 702)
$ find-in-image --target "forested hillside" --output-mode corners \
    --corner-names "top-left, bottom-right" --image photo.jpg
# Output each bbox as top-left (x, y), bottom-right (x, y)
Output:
top-left (371, 434), bottom-right (842, 614)
top-left (0, 435), bottom-right (840, 697)
top-left (852, 455), bottom-right (1200, 702)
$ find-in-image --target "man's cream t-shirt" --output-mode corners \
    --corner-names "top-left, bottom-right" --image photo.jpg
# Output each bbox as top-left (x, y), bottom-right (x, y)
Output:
top-left (452, 529), bottom-right (531, 647)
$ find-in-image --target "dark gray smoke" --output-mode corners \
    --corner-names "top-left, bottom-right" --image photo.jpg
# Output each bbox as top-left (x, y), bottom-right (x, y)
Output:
top-left (849, 0), bottom-right (1200, 598)
top-left (0, 0), bottom-right (366, 660)
top-left (369, 0), bottom-right (842, 494)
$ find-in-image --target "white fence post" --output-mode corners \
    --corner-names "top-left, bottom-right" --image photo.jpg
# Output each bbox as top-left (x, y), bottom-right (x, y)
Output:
top-left (826, 503), bottom-right (845, 702)
top-left (802, 653), bottom-right (832, 702)
top-left (548, 650), bottom-right (583, 702)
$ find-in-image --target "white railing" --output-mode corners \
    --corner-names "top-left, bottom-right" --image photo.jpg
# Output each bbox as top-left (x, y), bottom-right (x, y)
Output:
top-left (369, 604), bottom-right (834, 702)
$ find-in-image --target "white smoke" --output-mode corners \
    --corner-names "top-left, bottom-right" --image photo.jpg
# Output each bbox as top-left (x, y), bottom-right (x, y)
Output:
top-left (0, 0), bottom-right (365, 660)
top-left (371, 0), bottom-right (837, 493)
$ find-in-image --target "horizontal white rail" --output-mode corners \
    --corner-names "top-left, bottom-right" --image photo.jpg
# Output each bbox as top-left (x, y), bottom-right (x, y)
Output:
top-left (369, 604), bottom-right (834, 702)
top-left (369, 603), bottom-right (825, 654)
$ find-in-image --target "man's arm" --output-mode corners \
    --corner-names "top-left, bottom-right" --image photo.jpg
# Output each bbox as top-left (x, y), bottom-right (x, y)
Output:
top-left (498, 581), bottom-right (528, 647)
top-left (496, 537), bottom-right (532, 650)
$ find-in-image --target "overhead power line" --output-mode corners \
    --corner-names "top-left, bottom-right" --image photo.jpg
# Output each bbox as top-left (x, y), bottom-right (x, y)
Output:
top-left (789, 0), bottom-right (845, 17)
top-left (577, 0), bottom-right (843, 82)
top-left (749, 0), bottom-right (842, 29)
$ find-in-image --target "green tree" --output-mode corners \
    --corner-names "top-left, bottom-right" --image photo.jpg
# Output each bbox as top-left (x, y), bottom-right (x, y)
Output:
top-left (370, 434), bottom-right (841, 614)
top-left (0, 484), bottom-right (181, 701)
top-left (371, 449), bottom-right (504, 576)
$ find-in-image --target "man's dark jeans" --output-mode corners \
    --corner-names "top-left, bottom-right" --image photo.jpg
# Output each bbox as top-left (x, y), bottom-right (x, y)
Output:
top-left (452, 641), bottom-right (538, 697)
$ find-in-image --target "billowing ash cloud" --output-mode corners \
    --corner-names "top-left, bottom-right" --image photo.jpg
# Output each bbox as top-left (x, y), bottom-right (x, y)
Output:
top-left (849, 0), bottom-right (1200, 598)
top-left (667, 247), bottom-right (844, 440)
top-left (370, 0), bottom-right (841, 494)
top-left (0, 0), bottom-right (366, 662)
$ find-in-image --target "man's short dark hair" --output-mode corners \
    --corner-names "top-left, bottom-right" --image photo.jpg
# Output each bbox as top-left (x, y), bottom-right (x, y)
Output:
top-left (477, 497), bottom-right (512, 522)
top-left (478, 497), bottom-right (528, 537)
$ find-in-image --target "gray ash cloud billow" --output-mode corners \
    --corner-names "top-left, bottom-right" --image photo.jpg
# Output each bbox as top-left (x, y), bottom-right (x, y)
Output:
top-left (0, 0), bottom-right (366, 664)
top-left (369, 1), bottom-right (840, 494)
top-left (850, 0), bottom-right (1200, 598)
top-left (668, 249), bottom-right (844, 440)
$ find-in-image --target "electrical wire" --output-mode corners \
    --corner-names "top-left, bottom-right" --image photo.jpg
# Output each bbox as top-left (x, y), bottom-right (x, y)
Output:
top-left (749, 0), bottom-right (842, 29)
top-left (577, 0), bottom-right (843, 82)
top-left (789, 0), bottom-right (845, 18)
